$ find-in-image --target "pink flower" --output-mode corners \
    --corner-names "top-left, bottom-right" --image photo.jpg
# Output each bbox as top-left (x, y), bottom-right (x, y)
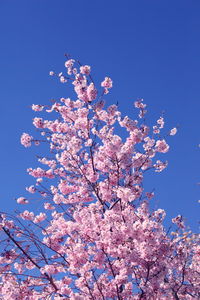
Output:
top-left (28, 167), bottom-right (46, 177)
top-left (101, 77), bottom-right (113, 89)
top-left (134, 99), bottom-right (147, 118)
top-left (44, 202), bottom-right (55, 210)
top-left (64, 59), bottom-right (75, 68)
top-left (16, 197), bottom-right (28, 204)
top-left (80, 65), bottom-right (91, 75)
top-left (153, 125), bottom-right (160, 134)
top-left (32, 104), bottom-right (44, 111)
top-left (87, 83), bottom-right (97, 101)
top-left (154, 160), bottom-right (168, 172)
top-left (26, 185), bottom-right (36, 193)
top-left (172, 215), bottom-right (185, 229)
top-left (60, 76), bottom-right (67, 83)
top-left (169, 127), bottom-right (177, 136)
top-left (146, 192), bottom-right (154, 199)
top-left (155, 139), bottom-right (169, 153)
top-left (33, 117), bottom-right (44, 128)
top-left (20, 133), bottom-right (33, 147)
top-left (134, 99), bottom-right (146, 109)
top-left (20, 210), bottom-right (34, 220)
top-left (157, 117), bottom-right (164, 129)
top-left (34, 213), bottom-right (46, 223)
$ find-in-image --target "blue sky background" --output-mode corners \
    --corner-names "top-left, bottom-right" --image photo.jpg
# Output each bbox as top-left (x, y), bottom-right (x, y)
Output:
top-left (0, 0), bottom-right (199, 231)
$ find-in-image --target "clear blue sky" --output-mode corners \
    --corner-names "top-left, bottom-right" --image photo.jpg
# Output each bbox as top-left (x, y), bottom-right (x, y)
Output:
top-left (0, 0), bottom-right (199, 231)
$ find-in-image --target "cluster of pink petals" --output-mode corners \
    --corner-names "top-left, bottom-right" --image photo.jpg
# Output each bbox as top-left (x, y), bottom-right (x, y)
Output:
top-left (20, 133), bottom-right (33, 147)
top-left (33, 212), bottom-right (46, 223)
top-left (134, 99), bottom-right (147, 118)
top-left (32, 104), bottom-right (44, 111)
top-left (101, 76), bottom-right (113, 89)
top-left (26, 185), bottom-right (36, 193)
top-left (154, 160), bottom-right (168, 172)
top-left (170, 127), bottom-right (177, 136)
top-left (155, 139), bottom-right (169, 153)
top-left (101, 77), bottom-right (113, 94)
top-left (80, 65), bottom-right (91, 75)
top-left (16, 197), bottom-right (28, 204)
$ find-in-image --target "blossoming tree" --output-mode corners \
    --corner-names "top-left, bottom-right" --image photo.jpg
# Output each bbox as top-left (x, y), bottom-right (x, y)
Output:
top-left (0, 58), bottom-right (199, 299)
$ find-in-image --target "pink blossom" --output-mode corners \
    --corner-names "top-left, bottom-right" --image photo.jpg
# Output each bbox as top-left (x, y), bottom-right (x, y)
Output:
top-left (134, 99), bottom-right (146, 109)
top-left (20, 133), bottom-right (33, 147)
top-left (80, 65), bottom-right (91, 75)
top-left (155, 139), bottom-right (169, 153)
top-left (153, 125), bottom-right (160, 134)
top-left (146, 192), bottom-right (154, 199)
top-left (14, 262), bottom-right (23, 274)
top-left (64, 59), bottom-right (75, 68)
top-left (16, 197), bottom-right (28, 204)
top-left (60, 76), bottom-right (67, 83)
top-left (33, 117), bottom-right (44, 128)
top-left (101, 77), bottom-right (113, 89)
top-left (172, 215), bottom-right (185, 229)
top-left (36, 177), bottom-right (43, 183)
top-left (134, 99), bottom-right (147, 118)
top-left (26, 185), bottom-right (36, 193)
top-left (154, 160), bottom-right (168, 172)
top-left (157, 116), bottom-right (164, 129)
top-left (169, 127), bottom-right (177, 136)
top-left (44, 202), bottom-right (55, 210)
top-left (53, 193), bottom-right (66, 204)
top-left (28, 167), bottom-right (46, 177)
top-left (87, 83), bottom-right (97, 101)
top-left (40, 264), bottom-right (58, 275)
top-left (33, 213), bottom-right (46, 223)
top-left (20, 210), bottom-right (34, 220)
top-left (32, 104), bottom-right (44, 111)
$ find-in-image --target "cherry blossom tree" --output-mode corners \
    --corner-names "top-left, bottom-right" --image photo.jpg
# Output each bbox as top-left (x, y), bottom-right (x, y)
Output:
top-left (0, 57), bottom-right (199, 299)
